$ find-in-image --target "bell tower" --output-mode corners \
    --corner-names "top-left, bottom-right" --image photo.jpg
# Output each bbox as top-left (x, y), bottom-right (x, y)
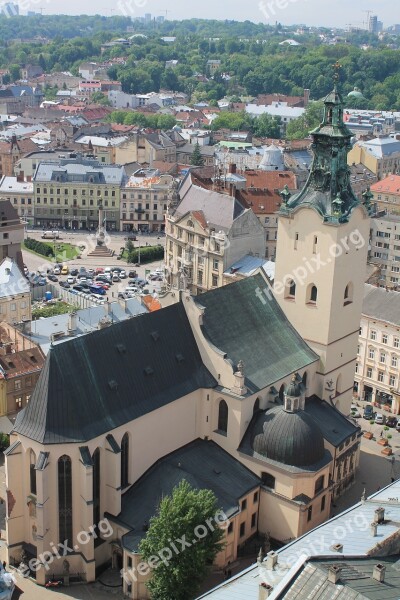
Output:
top-left (275, 64), bottom-right (370, 415)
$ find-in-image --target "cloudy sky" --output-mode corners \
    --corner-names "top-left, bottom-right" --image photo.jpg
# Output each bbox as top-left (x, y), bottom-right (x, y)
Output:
top-left (36, 0), bottom-right (396, 29)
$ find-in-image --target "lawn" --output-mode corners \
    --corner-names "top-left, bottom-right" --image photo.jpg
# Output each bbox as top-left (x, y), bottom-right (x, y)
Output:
top-left (23, 240), bottom-right (81, 262)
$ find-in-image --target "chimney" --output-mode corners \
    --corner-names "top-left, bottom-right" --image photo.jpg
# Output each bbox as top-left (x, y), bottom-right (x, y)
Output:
top-left (21, 319), bottom-right (31, 335)
top-left (374, 507), bottom-right (385, 524)
top-left (258, 582), bottom-right (273, 599)
top-left (328, 566), bottom-right (341, 584)
top-left (68, 311), bottom-right (77, 333)
top-left (370, 522), bottom-right (378, 537)
top-left (303, 89), bottom-right (310, 107)
top-left (266, 551), bottom-right (278, 571)
top-left (373, 564), bottom-right (386, 583)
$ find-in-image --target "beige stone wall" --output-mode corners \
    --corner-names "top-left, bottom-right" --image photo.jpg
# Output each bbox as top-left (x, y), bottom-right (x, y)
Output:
top-left (275, 205), bottom-right (370, 415)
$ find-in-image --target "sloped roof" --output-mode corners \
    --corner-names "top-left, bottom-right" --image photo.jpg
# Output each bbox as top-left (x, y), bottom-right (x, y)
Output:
top-left (13, 302), bottom-right (216, 444)
top-left (371, 175), bottom-right (400, 195)
top-left (362, 284), bottom-right (400, 326)
top-left (109, 439), bottom-right (260, 552)
top-left (176, 173), bottom-right (245, 231)
top-left (304, 395), bottom-right (360, 447)
top-left (0, 257), bottom-right (29, 299)
top-left (194, 274), bottom-right (318, 392)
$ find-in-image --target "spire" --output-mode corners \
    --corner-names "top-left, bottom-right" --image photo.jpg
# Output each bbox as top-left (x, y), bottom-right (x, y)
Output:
top-left (280, 62), bottom-right (364, 224)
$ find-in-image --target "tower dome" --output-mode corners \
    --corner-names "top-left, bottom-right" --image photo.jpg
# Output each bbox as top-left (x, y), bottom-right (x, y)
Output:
top-left (251, 406), bottom-right (325, 467)
top-left (286, 375), bottom-right (302, 398)
top-left (347, 87), bottom-right (364, 99)
top-left (258, 144), bottom-right (285, 171)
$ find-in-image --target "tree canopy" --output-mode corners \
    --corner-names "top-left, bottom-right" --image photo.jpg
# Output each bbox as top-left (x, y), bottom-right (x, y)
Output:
top-left (139, 480), bottom-right (225, 600)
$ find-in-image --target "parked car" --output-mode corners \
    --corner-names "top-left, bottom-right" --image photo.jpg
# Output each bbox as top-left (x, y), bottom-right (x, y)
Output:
top-left (61, 266), bottom-right (69, 275)
top-left (38, 277), bottom-right (47, 286)
top-left (67, 276), bottom-right (76, 285)
top-left (48, 274), bottom-right (58, 282)
top-left (363, 405), bottom-right (374, 420)
top-left (396, 420), bottom-right (400, 432)
top-left (70, 268), bottom-right (78, 276)
top-left (125, 286), bottom-right (139, 293)
top-left (386, 416), bottom-right (398, 428)
top-left (128, 270), bottom-right (137, 278)
top-left (375, 413), bottom-right (385, 425)
top-left (95, 267), bottom-right (104, 275)
top-left (73, 284), bottom-right (83, 292)
top-left (59, 281), bottom-right (70, 289)
top-left (87, 268), bottom-right (95, 277)
top-left (112, 275), bottom-right (120, 282)
top-left (119, 270), bottom-right (126, 279)
top-left (53, 266), bottom-right (61, 275)
top-left (350, 404), bottom-right (361, 418)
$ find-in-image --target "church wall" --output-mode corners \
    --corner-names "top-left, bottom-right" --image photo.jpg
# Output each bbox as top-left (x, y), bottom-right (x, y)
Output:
top-left (225, 209), bottom-right (266, 269)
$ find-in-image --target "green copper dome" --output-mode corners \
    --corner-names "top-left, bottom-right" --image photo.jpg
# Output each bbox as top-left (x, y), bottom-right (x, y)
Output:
top-left (348, 87), bottom-right (364, 98)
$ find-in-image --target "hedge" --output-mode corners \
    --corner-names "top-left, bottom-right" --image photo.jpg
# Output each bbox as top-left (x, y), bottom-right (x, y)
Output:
top-left (127, 245), bottom-right (164, 264)
top-left (24, 237), bottom-right (54, 258)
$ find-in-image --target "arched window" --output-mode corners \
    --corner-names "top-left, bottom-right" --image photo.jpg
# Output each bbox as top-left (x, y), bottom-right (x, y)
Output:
top-left (314, 475), bottom-right (324, 495)
top-left (121, 433), bottom-right (129, 489)
top-left (218, 400), bottom-right (228, 434)
top-left (279, 384), bottom-right (285, 402)
top-left (302, 372), bottom-right (308, 389)
top-left (262, 472), bottom-right (275, 490)
top-left (344, 282), bottom-right (353, 306)
top-left (58, 455), bottom-right (72, 546)
top-left (187, 219), bottom-right (194, 228)
top-left (285, 279), bottom-right (296, 299)
top-left (92, 448), bottom-right (101, 531)
top-left (307, 284), bottom-right (318, 304)
top-left (253, 397), bottom-right (260, 414)
top-left (30, 450), bottom-right (37, 495)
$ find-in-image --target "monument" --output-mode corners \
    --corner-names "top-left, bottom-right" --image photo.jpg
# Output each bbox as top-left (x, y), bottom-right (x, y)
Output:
top-left (88, 200), bottom-right (113, 257)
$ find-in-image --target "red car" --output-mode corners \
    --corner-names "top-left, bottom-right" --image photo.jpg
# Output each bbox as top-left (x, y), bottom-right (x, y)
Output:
top-left (95, 267), bottom-right (104, 275)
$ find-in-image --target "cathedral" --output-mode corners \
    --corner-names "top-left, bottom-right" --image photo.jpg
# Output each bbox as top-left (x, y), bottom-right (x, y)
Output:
top-left (5, 83), bottom-right (370, 598)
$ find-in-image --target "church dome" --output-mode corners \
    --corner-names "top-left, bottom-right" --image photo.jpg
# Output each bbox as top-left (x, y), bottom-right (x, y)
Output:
top-left (286, 376), bottom-right (302, 397)
top-left (348, 87), bottom-right (364, 99)
top-left (258, 144), bottom-right (285, 171)
top-left (251, 406), bottom-right (325, 467)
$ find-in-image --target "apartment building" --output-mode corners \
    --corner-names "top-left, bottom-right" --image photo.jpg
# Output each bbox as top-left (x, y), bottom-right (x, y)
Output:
top-left (370, 174), bottom-right (400, 214)
top-left (368, 213), bottom-right (400, 288)
top-left (355, 284), bottom-right (400, 414)
top-left (165, 172), bottom-right (265, 294)
top-left (348, 137), bottom-right (400, 179)
top-left (32, 153), bottom-right (126, 230)
top-left (0, 176), bottom-right (34, 225)
top-left (0, 257), bottom-right (31, 325)
top-left (121, 170), bottom-right (175, 233)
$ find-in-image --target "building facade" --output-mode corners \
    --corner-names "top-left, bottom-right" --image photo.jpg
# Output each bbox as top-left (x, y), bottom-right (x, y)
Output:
top-left (32, 153), bottom-right (126, 230)
top-left (121, 171), bottom-right (175, 233)
top-left (368, 213), bottom-right (400, 288)
top-left (0, 258), bottom-right (31, 325)
top-left (165, 172), bottom-right (266, 294)
top-left (355, 284), bottom-right (400, 414)
top-left (348, 137), bottom-right (400, 180)
top-left (370, 174), bottom-right (400, 214)
top-left (0, 176), bottom-right (34, 225)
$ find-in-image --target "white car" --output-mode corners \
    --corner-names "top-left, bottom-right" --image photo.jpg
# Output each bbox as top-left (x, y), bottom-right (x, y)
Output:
top-left (67, 276), bottom-right (75, 285)
top-left (350, 405), bottom-right (361, 418)
top-left (104, 267), bottom-right (112, 275)
top-left (53, 266), bottom-right (61, 275)
top-left (119, 270), bottom-right (126, 279)
top-left (125, 286), bottom-right (139, 293)
top-left (375, 413), bottom-right (385, 425)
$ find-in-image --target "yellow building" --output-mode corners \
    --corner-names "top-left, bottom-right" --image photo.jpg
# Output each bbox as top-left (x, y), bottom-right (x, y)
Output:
top-left (348, 137), bottom-right (400, 179)
top-left (33, 153), bottom-right (126, 231)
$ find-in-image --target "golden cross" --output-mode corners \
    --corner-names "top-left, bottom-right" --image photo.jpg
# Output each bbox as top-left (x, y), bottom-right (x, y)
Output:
top-left (332, 61), bottom-right (342, 83)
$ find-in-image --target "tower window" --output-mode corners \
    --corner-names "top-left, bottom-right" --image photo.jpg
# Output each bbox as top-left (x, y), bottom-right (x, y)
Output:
top-left (307, 284), bottom-right (318, 305)
top-left (344, 282), bottom-right (353, 306)
top-left (313, 236), bottom-right (318, 254)
top-left (285, 279), bottom-right (296, 300)
top-left (294, 232), bottom-right (299, 250)
top-left (261, 472), bottom-right (275, 489)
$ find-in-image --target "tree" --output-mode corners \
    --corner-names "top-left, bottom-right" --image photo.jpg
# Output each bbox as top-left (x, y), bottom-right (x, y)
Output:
top-left (286, 101), bottom-right (324, 140)
top-left (190, 142), bottom-right (204, 167)
top-left (253, 113), bottom-right (282, 138)
top-left (90, 91), bottom-right (111, 106)
top-left (139, 480), bottom-right (225, 600)
top-left (9, 64), bottom-right (20, 82)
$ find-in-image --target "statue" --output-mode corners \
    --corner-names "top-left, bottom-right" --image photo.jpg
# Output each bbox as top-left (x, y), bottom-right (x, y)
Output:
top-left (63, 559), bottom-right (70, 586)
top-left (362, 187), bottom-right (373, 214)
top-left (280, 185), bottom-right (291, 205)
top-left (237, 360), bottom-right (244, 376)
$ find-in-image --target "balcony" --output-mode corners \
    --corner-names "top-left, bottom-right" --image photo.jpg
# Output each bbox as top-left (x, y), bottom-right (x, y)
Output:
top-left (135, 208), bottom-right (145, 214)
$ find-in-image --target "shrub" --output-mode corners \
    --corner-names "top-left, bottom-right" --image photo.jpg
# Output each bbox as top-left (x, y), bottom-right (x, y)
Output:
top-left (0, 433), bottom-right (10, 451)
top-left (127, 245), bottom-right (164, 264)
top-left (24, 237), bottom-right (54, 258)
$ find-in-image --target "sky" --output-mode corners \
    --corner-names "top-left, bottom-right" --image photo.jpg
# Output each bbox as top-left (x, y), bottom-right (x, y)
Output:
top-left (32, 0), bottom-right (397, 29)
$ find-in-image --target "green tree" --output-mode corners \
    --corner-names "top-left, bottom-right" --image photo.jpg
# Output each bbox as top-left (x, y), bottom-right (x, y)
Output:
top-left (139, 480), bottom-right (225, 600)
top-left (9, 64), bottom-right (20, 82)
top-left (286, 101), bottom-right (324, 140)
top-left (91, 91), bottom-right (111, 106)
top-left (190, 142), bottom-right (204, 166)
top-left (253, 113), bottom-right (282, 138)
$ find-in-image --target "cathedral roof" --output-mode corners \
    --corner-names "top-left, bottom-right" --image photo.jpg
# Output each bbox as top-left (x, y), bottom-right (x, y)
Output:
top-left (13, 303), bottom-right (216, 444)
top-left (194, 273), bottom-right (318, 393)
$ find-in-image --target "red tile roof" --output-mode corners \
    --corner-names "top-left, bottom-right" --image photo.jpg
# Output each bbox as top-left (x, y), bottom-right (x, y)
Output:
top-left (238, 170), bottom-right (297, 215)
top-left (371, 175), bottom-right (400, 195)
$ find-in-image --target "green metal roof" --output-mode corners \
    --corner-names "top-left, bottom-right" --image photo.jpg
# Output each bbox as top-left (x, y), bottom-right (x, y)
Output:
top-left (194, 274), bottom-right (318, 392)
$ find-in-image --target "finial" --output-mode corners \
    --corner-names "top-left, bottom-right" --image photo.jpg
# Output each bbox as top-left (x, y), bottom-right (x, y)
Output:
top-left (361, 488), bottom-right (366, 503)
top-left (237, 360), bottom-right (244, 375)
top-left (332, 61), bottom-right (342, 84)
top-left (257, 547), bottom-right (264, 564)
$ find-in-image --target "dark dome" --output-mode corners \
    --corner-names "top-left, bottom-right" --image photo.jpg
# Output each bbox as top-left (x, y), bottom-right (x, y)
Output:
top-left (286, 377), bottom-right (302, 397)
top-left (252, 407), bottom-right (325, 467)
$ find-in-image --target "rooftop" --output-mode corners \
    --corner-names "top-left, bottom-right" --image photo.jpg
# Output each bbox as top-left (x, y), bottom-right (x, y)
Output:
top-left (362, 283), bottom-right (400, 327)
top-left (0, 258), bottom-right (29, 299)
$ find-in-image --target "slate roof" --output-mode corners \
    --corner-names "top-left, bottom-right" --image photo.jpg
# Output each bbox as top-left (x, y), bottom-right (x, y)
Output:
top-left (304, 396), bottom-right (360, 447)
top-left (13, 302), bottom-right (216, 444)
top-left (194, 274), bottom-right (318, 392)
top-left (108, 439), bottom-right (260, 553)
top-left (176, 172), bottom-right (245, 230)
top-left (362, 284), bottom-right (400, 327)
top-left (360, 137), bottom-right (400, 159)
